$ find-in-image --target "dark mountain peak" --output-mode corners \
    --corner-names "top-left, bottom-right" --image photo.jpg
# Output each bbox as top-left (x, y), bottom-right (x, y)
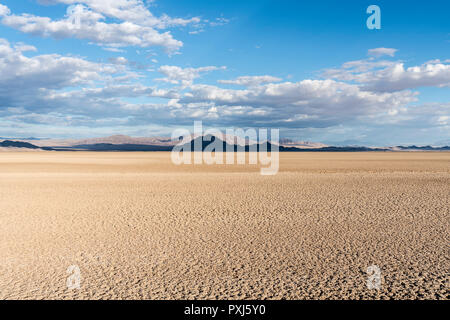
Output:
top-left (0, 140), bottom-right (41, 149)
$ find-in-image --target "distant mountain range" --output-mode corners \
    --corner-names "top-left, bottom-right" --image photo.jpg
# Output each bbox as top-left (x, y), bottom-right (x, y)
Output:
top-left (0, 140), bottom-right (53, 150)
top-left (0, 135), bottom-right (449, 152)
top-left (391, 145), bottom-right (450, 151)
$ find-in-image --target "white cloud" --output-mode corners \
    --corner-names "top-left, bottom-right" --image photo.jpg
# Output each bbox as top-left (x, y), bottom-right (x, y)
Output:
top-left (218, 75), bottom-right (282, 86)
top-left (188, 79), bottom-right (417, 109)
top-left (13, 43), bottom-right (38, 52)
top-left (157, 65), bottom-right (226, 86)
top-left (174, 79), bottom-right (419, 129)
top-left (0, 36), bottom-right (447, 144)
top-left (108, 57), bottom-right (128, 65)
top-left (0, 2), bottom-right (201, 53)
top-left (189, 29), bottom-right (204, 35)
top-left (370, 103), bottom-right (450, 128)
top-left (46, 84), bottom-right (179, 101)
top-left (210, 17), bottom-right (230, 27)
top-left (0, 38), bottom-right (138, 113)
top-left (364, 62), bottom-right (450, 92)
top-left (368, 47), bottom-right (398, 57)
top-left (103, 47), bottom-right (126, 53)
top-left (37, 0), bottom-right (200, 28)
top-left (0, 38), bottom-right (119, 90)
top-left (324, 59), bottom-right (450, 92)
top-left (437, 115), bottom-right (448, 125)
top-left (0, 4), bottom-right (10, 16)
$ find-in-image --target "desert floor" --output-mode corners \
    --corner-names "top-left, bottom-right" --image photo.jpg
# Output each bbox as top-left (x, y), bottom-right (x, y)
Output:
top-left (0, 152), bottom-right (448, 300)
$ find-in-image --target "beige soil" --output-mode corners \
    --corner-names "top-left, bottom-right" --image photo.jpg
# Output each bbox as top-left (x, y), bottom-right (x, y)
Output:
top-left (0, 152), bottom-right (448, 300)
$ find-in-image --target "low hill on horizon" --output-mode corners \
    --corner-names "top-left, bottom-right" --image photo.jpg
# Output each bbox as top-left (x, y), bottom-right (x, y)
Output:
top-left (12, 134), bottom-right (328, 149)
top-left (1, 135), bottom-right (449, 152)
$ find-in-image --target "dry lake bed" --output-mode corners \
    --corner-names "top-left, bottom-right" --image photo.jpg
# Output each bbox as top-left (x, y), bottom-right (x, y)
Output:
top-left (0, 152), bottom-right (448, 299)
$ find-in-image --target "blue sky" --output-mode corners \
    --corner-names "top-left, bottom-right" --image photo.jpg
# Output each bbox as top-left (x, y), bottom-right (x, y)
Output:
top-left (0, 0), bottom-right (448, 145)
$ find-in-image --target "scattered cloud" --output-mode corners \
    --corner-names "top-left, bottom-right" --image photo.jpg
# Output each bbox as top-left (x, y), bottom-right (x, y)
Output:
top-left (0, 38), bottom-right (143, 117)
top-left (103, 47), bottom-right (126, 53)
top-left (0, 3), bottom-right (10, 16)
top-left (368, 47), bottom-right (398, 57)
top-left (37, 0), bottom-right (200, 28)
top-left (364, 61), bottom-right (450, 92)
top-left (0, 38), bottom-right (122, 95)
top-left (157, 65), bottom-right (226, 86)
top-left (0, 32), bottom-right (447, 143)
top-left (189, 29), bottom-right (204, 35)
top-left (210, 17), bottom-right (230, 27)
top-left (108, 56), bottom-right (128, 65)
top-left (176, 79), bottom-right (418, 127)
top-left (218, 75), bottom-right (282, 87)
top-left (324, 58), bottom-right (450, 92)
top-left (0, 1), bottom-right (202, 53)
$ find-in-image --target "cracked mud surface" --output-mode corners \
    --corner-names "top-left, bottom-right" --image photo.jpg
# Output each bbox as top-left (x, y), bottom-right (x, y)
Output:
top-left (0, 152), bottom-right (448, 299)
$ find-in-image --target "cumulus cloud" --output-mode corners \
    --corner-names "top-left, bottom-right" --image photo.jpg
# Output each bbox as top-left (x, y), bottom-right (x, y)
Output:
top-left (157, 65), bottom-right (226, 86)
top-left (39, 0), bottom-right (200, 28)
top-left (0, 36), bottom-right (447, 144)
top-left (0, 38), bottom-right (424, 131)
top-left (324, 58), bottom-right (450, 92)
top-left (0, 38), bottom-right (119, 91)
top-left (0, 39), bottom-right (188, 129)
top-left (0, 38), bottom-right (141, 113)
top-left (176, 79), bottom-right (418, 127)
top-left (0, 1), bottom-right (200, 53)
top-left (363, 62), bottom-right (450, 92)
top-left (368, 47), bottom-right (398, 57)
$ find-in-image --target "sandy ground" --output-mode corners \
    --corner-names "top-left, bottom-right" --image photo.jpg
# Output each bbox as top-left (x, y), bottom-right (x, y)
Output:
top-left (0, 152), bottom-right (448, 300)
